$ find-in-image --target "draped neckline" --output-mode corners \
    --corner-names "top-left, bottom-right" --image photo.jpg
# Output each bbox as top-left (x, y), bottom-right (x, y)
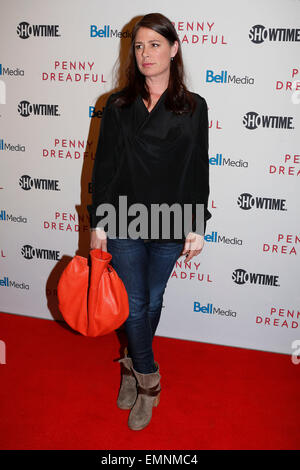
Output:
top-left (139, 89), bottom-right (167, 115)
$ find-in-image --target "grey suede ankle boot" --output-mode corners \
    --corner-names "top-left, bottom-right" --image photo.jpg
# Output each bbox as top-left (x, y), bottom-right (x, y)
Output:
top-left (117, 347), bottom-right (137, 410)
top-left (128, 362), bottom-right (161, 431)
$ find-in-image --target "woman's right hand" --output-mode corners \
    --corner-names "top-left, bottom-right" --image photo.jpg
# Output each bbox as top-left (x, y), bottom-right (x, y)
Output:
top-left (90, 228), bottom-right (107, 251)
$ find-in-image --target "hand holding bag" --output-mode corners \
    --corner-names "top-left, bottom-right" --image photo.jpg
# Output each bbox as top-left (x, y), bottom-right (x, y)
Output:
top-left (57, 248), bottom-right (129, 337)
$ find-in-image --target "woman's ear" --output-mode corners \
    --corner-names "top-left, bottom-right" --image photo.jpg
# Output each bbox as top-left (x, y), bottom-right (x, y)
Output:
top-left (171, 40), bottom-right (179, 58)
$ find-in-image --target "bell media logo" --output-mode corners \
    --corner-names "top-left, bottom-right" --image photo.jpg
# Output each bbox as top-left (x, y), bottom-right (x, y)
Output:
top-left (243, 112), bottom-right (294, 130)
top-left (90, 25), bottom-right (132, 39)
top-left (0, 210), bottom-right (27, 224)
top-left (204, 231), bottom-right (243, 246)
top-left (206, 70), bottom-right (254, 85)
top-left (0, 275), bottom-right (29, 290)
top-left (0, 63), bottom-right (24, 77)
top-left (16, 22), bottom-right (61, 39)
top-left (209, 153), bottom-right (248, 168)
top-left (0, 139), bottom-right (25, 152)
top-left (249, 25), bottom-right (300, 44)
top-left (193, 302), bottom-right (237, 318)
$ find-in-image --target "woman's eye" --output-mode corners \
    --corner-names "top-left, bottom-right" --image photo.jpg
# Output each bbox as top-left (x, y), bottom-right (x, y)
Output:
top-left (152, 43), bottom-right (159, 47)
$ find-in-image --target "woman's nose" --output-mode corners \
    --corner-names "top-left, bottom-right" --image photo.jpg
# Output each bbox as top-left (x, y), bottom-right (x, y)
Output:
top-left (142, 47), bottom-right (149, 58)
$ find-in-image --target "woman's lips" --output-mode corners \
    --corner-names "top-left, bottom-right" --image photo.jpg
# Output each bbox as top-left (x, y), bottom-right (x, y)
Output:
top-left (142, 63), bottom-right (154, 67)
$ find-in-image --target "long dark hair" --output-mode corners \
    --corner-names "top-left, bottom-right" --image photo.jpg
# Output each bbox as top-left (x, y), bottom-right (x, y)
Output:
top-left (112, 13), bottom-right (196, 114)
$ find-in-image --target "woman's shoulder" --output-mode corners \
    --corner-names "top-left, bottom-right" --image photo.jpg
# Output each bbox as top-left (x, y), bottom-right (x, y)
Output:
top-left (105, 89), bottom-right (123, 107)
top-left (188, 91), bottom-right (207, 107)
top-left (185, 91), bottom-right (207, 118)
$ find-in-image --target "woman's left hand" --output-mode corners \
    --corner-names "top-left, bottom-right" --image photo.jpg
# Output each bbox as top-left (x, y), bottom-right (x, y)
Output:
top-left (181, 232), bottom-right (204, 262)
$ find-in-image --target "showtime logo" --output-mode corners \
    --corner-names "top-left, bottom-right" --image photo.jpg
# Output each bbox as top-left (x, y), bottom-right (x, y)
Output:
top-left (19, 175), bottom-right (61, 191)
top-left (232, 268), bottom-right (280, 287)
top-left (18, 100), bottom-right (60, 117)
top-left (21, 244), bottom-right (60, 261)
top-left (249, 24), bottom-right (300, 44)
top-left (237, 193), bottom-right (287, 211)
top-left (193, 302), bottom-right (237, 317)
top-left (243, 112), bottom-right (294, 130)
top-left (16, 22), bottom-right (61, 39)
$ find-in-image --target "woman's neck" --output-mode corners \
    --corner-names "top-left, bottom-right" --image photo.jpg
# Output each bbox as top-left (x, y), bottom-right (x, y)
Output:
top-left (145, 74), bottom-right (169, 98)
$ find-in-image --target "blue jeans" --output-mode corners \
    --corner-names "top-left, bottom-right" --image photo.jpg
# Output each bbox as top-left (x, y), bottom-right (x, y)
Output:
top-left (107, 237), bottom-right (184, 374)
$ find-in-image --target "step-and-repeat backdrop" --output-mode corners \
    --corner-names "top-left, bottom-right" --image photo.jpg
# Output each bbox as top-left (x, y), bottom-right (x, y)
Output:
top-left (1, 0), bottom-right (299, 355)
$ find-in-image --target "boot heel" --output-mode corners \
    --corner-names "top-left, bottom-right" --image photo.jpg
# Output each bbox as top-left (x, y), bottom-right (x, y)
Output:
top-left (128, 363), bottom-right (161, 430)
top-left (117, 353), bottom-right (137, 410)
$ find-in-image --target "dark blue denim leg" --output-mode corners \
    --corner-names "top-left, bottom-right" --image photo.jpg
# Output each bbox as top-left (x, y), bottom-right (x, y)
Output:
top-left (107, 237), bottom-right (155, 373)
top-left (145, 241), bottom-right (184, 337)
top-left (107, 237), bottom-right (184, 373)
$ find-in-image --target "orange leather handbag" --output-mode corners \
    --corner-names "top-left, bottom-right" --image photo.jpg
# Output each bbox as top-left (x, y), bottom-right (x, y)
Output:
top-left (57, 249), bottom-right (129, 337)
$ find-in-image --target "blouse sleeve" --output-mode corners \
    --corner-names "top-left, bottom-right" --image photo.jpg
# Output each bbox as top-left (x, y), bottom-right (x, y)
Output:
top-left (87, 94), bottom-right (119, 229)
top-left (192, 96), bottom-right (212, 236)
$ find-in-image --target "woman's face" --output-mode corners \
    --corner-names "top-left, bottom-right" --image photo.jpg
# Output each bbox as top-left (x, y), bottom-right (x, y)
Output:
top-left (134, 26), bottom-right (178, 80)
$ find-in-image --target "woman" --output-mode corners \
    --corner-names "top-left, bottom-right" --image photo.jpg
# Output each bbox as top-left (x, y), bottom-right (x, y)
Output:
top-left (88, 12), bottom-right (211, 431)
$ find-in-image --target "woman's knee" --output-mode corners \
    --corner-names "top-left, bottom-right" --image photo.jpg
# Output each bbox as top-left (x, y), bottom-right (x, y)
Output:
top-left (148, 294), bottom-right (163, 314)
top-left (127, 297), bottom-right (149, 321)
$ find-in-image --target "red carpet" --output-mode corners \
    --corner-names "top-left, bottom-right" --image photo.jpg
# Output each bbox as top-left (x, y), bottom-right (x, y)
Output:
top-left (0, 311), bottom-right (299, 450)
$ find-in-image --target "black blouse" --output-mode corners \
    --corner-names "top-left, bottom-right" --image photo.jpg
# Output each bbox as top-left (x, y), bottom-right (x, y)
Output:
top-left (87, 89), bottom-right (212, 242)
